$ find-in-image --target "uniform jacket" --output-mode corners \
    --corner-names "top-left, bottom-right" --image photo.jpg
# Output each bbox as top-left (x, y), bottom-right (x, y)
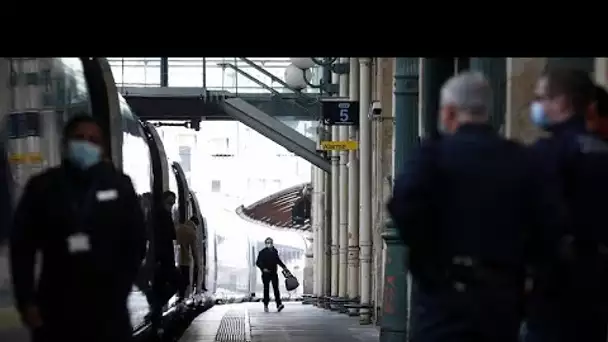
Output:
top-left (9, 162), bottom-right (146, 321)
top-left (256, 247), bottom-right (286, 274)
top-left (529, 115), bottom-right (606, 246)
top-left (388, 124), bottom-right (563, 271)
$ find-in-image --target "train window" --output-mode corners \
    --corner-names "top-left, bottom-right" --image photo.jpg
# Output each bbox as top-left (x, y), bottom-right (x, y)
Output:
top-left (178, 145), bottom-right (191, 172)
top-left (2, 58), bottom-right (95, 199)
top-left (120, 98), bottom-right (151, 195)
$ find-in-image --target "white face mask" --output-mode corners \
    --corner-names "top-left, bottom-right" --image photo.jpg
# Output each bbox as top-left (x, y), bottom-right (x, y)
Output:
top-left (265, 243), bottom-right (273, 248)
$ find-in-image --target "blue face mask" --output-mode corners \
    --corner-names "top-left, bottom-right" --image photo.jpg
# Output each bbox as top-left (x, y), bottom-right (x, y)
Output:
top-left (530, 101), bottom-right (551, 128)
top-left (67, 140), bottom-right (102, 169)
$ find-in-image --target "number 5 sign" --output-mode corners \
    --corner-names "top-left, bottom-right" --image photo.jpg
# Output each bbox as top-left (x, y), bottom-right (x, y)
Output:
top-left (321, 100), bottom-right (360, 126)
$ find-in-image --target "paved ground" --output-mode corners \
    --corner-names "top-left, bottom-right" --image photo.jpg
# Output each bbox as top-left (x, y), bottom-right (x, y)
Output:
top-left (180, 302), bottom-right (380, 342)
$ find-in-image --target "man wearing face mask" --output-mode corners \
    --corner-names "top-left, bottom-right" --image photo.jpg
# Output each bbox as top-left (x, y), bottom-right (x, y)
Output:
top-left (9, 115), bottom-right (147, 342)
top-left (387, 72), bottom-right (561, 342)
top-left (256, 237), bottom-right (287, 312)
top-left (525, 71), bottom-right (608, 342)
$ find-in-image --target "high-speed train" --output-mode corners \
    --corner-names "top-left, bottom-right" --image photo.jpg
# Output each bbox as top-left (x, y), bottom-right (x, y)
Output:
top-left (0, 57), bottom-right (307, 340)
top-left (0, 57), bottom-right (216, 340)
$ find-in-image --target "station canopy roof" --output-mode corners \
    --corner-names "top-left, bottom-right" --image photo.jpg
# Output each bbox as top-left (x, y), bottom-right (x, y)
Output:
top-left (236, 182), bottom-right (311, 232)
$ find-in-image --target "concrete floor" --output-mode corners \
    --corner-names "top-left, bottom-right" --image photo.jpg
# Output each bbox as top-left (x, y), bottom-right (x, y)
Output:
top-left (180, 302), bottom-right (380, 342)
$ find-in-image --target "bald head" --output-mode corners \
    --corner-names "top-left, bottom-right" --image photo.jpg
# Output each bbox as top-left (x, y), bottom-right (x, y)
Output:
top-left (439, 72), bottom-right (492, 134)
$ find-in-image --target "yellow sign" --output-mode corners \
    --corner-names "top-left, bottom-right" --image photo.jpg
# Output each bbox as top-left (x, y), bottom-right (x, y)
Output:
top-left (320, 140), bottom-right (359, 151)
top-left (8, 152), bottom-right (43, 164)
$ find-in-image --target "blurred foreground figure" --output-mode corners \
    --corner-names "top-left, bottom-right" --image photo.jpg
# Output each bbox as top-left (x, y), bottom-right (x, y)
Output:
top-left (10, 115), bottom-right (146, 342)
top-left (525, 69), bottom-right (608, 342)
top-left (388, 72), bottom-right (561, 342)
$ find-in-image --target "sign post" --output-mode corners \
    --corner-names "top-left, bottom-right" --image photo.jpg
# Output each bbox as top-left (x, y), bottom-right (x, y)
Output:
top-left (321, 99), bottom-right (360, 153)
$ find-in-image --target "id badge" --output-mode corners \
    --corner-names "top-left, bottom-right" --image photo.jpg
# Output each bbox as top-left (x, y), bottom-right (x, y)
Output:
top-left (67, 233), bottom-right (91, 254)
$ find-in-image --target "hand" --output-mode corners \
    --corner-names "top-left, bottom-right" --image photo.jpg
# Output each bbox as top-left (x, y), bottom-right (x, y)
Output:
top-left (263, 268), bottom-right (270, 273)
top-left (22, 304), bottom-right (43, 329)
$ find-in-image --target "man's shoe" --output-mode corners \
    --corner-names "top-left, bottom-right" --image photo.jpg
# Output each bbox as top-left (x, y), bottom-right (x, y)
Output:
top-left (264, 306), bottom-right (269, 313)
top-left (277, 304), bottom-right (284, 312)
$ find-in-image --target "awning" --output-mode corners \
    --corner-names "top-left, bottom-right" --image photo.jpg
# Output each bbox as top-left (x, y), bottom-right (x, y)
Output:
top-left (235, 182), bottom-right (311, 232)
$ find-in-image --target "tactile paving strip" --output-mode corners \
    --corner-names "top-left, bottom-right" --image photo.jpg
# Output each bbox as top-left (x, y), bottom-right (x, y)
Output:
top-left (215, 309), bottom-right (250, 342)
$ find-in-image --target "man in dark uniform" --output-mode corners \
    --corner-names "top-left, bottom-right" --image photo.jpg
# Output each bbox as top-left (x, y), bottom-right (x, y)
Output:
top-left (388, 72), bottom-right (562, 342)
top-left (135, 192), bottom-right (156, 313)
top-left (148, 190), bottom-right (179, 326)
top-left (9, 115), bottom-right (147, 342)
top-left (256, 237), bottom-right (287, 312)
top-left (525, 70), bottom-right (608, 342)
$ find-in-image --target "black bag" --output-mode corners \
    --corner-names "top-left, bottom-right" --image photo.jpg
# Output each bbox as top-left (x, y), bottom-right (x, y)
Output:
top-left (282, 269), bottom-right (299, 291)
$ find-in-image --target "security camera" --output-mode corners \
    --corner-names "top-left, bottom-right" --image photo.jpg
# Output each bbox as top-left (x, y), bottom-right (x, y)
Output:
top-left (370, 101), bottom-right (382, 119)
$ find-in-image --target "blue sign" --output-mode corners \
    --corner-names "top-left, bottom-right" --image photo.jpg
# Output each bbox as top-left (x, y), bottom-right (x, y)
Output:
top-left (322, 101), bottom-right (360, 126)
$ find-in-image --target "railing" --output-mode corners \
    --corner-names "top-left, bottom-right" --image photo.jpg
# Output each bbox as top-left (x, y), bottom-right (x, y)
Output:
top-left (107, 57), bottom-right (322, 95)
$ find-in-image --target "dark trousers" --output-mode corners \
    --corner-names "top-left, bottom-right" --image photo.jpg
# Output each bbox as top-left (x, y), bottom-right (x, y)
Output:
top-left (262, 272), bottom-right (282, 307)
top-left (410, 279), bottom-right (522, 342)
top-left (149, 264), bottom-right (179, 325)
top-left (178, 265), bottom-right (190, 299)
top-left (524, 261), bottom-right (608, 342)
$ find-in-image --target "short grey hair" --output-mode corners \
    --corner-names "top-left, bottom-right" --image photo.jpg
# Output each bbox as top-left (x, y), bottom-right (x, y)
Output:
top-left (440, 71), bottom-right (492, 117)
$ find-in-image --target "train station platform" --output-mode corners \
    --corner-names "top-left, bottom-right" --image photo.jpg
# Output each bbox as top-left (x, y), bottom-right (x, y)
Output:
top-left (180, 302), bottom-right (380, 342)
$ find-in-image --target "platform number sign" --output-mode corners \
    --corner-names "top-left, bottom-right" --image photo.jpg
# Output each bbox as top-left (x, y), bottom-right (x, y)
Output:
top-left (322, 101), bottom-right (360, 126)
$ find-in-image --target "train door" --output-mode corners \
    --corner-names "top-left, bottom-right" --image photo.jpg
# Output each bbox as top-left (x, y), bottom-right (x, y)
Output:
top-left (141, 122), bottom-right (171, 266)
top-left (171, 162), bottom-right (189, 225)
top-left (171, 162), bottom-right (192, 297)
top-left (188, 191), bottom-right (215, 294)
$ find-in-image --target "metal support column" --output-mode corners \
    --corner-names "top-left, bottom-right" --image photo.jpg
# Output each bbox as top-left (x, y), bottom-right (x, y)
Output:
top-left (380, 222), bottom-right (409, 342)
top-left (347, 57), bottom-right (360, 316)
top-left (160, 57), bottom-right (168, 87)
top-left (359, 57), bottom-right (373, 325)
top-left (394, 58), bottom-right (420, 176)
top-left (469, 58), bottom-right (506, 133)
top-left (303, 236), bottom-right (314, 303)
top-left (312, 157), bottom-right (321, 304)
top-left (338, 58), bottom-right (350, 311)
top-left (315, 120), bottom-right (328, 307)
top-left (421, 58), bottom-right (455, 140)
top-left (380, 57), bottom-right (419, 338)
top-left (323, 161), bottom-right (332, 308)
top-left (330, 70), bottom-right (340, 308)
